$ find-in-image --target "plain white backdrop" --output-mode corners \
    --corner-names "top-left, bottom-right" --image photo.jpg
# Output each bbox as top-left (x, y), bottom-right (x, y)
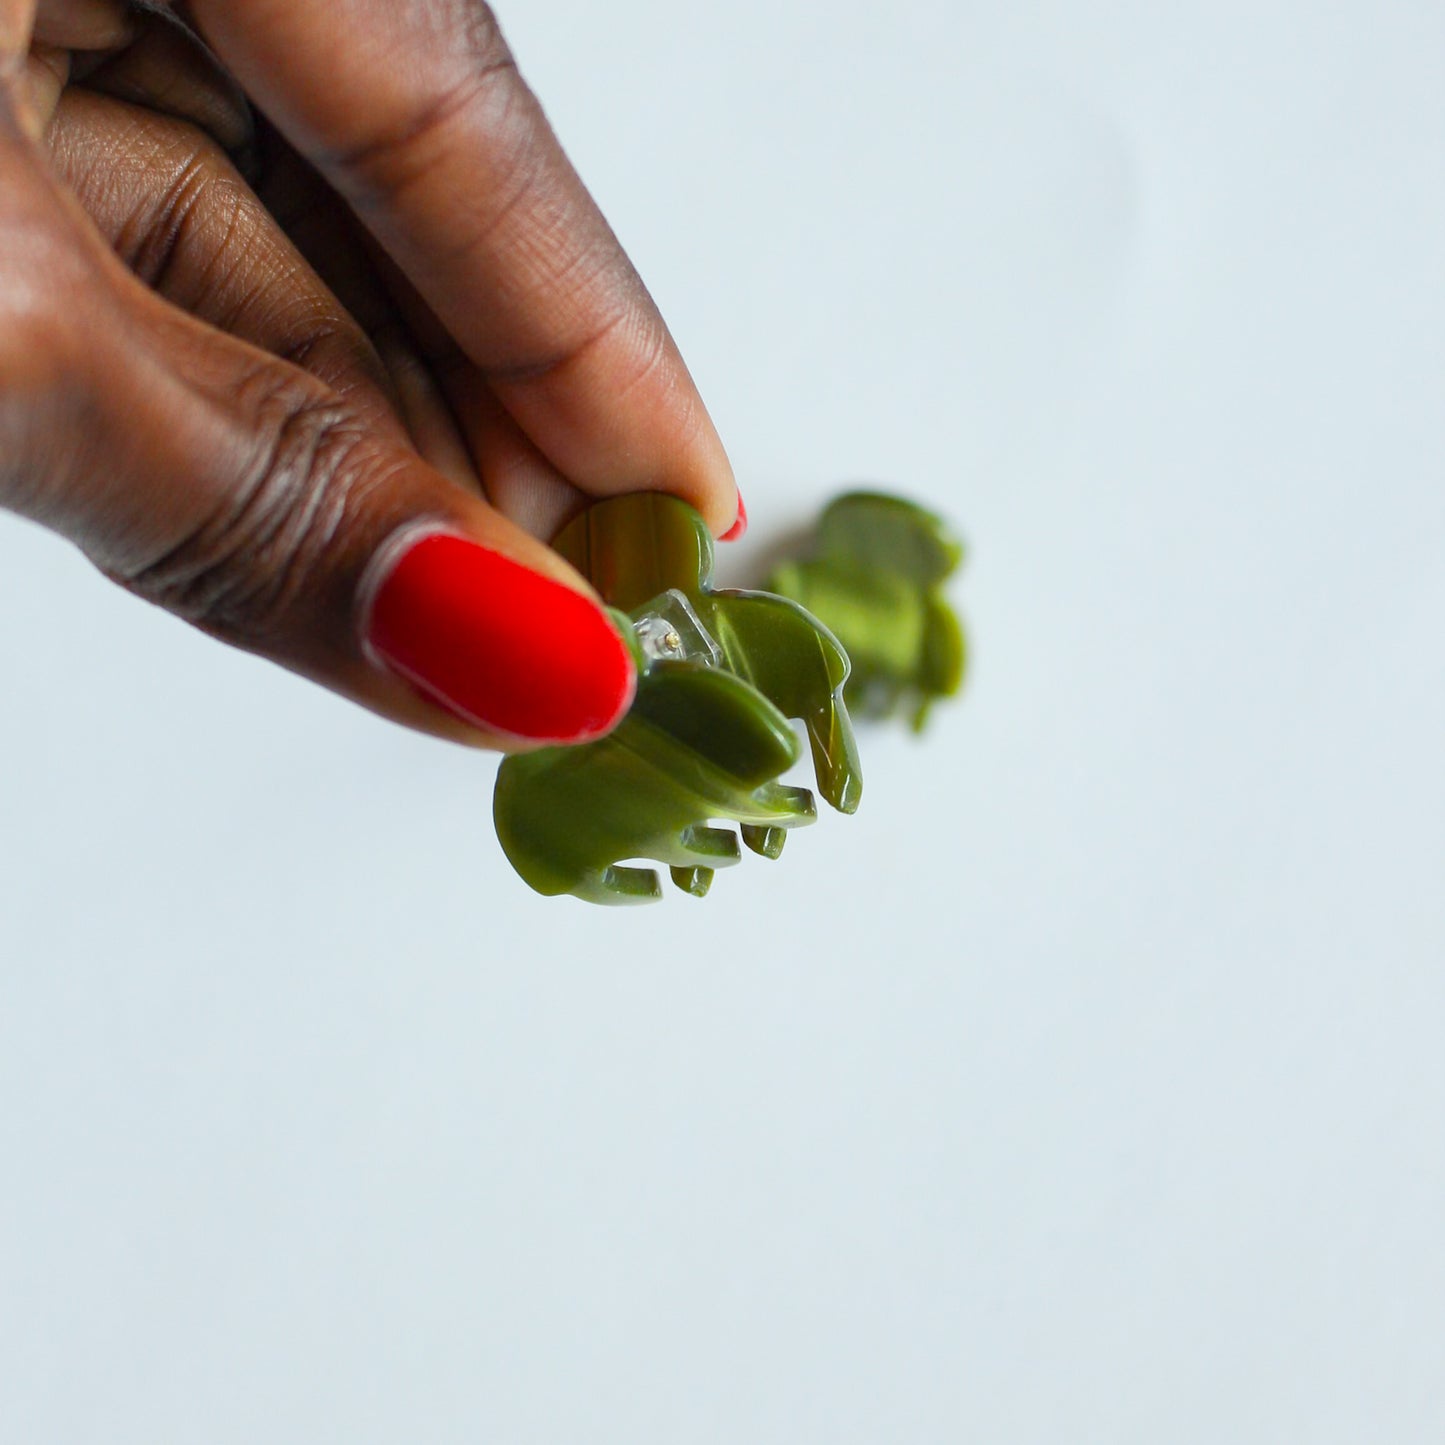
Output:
top-left (2, 1), bottom-right (1442, 1440)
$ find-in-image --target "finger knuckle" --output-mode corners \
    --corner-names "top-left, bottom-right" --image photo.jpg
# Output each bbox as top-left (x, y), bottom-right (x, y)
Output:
top-left (124, 374), bottom-right (392, 647)
top-left (273, 313), bottom-right (389, 401)
top-left (455, 1), bottom-right (511, 71)
top-left (120, 140), bottom-right (247, 293)
top-left (329, 2), bottom-right (525, 198)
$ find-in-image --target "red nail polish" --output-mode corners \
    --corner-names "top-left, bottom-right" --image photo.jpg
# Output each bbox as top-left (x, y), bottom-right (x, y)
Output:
top-left (720, 491), bottom-right (747, 542)
top-left (365, 531), bottom-right (635, 743)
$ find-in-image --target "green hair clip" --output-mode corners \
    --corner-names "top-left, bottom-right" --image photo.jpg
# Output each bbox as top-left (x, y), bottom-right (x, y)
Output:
top-left (493, 492), bottom-right (863, 905)
top-left (768, 491), bottom-right (966, 732)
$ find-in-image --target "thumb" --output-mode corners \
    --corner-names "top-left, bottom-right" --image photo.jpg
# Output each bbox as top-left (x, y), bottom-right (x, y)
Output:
top-left (0, 100), bottom-right (634, 748)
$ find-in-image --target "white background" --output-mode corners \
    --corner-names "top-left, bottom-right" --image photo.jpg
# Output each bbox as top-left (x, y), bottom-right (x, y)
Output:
top-left (3, 1), bottom-right (1443, 1439)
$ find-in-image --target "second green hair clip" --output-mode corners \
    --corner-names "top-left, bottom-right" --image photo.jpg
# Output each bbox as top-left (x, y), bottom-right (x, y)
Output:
top-left (768, 491), bottom-right (966, 732)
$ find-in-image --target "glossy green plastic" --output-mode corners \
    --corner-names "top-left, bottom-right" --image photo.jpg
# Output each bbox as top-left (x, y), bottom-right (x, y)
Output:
top-left (493, 493), bottom-right (862, 904)
top-left (768, 491), bottom-right (965, 732)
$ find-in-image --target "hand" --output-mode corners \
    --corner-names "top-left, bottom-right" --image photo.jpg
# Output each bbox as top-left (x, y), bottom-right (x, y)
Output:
top-left (0, 0), bottom-right (743, 747)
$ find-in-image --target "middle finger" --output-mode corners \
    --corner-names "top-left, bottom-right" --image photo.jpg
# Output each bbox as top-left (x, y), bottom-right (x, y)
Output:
top-left (47, 87), bottom-right (418, 451)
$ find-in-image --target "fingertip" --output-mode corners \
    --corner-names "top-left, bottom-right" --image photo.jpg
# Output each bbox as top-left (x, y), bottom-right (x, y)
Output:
top-left (362, 527), bottom-right (636, 746)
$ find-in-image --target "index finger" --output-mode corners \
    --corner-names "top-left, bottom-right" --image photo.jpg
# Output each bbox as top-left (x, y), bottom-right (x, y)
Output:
top-left (182, 0), bottom-right (741, 537)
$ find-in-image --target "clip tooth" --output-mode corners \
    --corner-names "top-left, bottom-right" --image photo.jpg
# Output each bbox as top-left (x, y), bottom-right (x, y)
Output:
top-left (741, 824), bottom-right (787, 860)
top-left (679, 824), bottom-right (741, 865)
top-left (591, 865), bottom-right (663, 905)
top-left (670, 865), bottom-right (714, 897)
top-left (753, 783), bottom-right (817, 826)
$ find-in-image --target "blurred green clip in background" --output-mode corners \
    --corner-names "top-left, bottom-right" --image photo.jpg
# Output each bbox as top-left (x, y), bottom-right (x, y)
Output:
top-left (768, 491), bottom-right (966, 733)
top-left (493, 493), bottom-right (863, 905)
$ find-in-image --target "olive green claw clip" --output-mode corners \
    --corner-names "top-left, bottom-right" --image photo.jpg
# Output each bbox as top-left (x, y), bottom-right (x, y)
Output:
top-left (493, 493), bottom-right (863, 904)
top-left (768, 490), bottom-right (966, 732)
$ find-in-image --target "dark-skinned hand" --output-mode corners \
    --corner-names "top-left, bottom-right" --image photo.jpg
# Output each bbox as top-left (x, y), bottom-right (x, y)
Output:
top-left (0, 0), bottom-right (742, 746)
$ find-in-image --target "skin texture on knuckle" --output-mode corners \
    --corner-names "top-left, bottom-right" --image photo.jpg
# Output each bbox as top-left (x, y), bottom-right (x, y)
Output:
top-left (325, 12), bottom-right (527, 215)
top-left (42, 95), bottom-right (245, 293)
top-left (349, 0), bottom-right (519, 146)
top-left (184, 0), bottom-right (522, 180)
top-left (119, 370), bottom-right (383, 651)
top-left (46, 93), bottom-right (404, 436)
top-left (125, 145), bottom-right (243, 291)
top-left (55, 99), bottom-right (255, 313)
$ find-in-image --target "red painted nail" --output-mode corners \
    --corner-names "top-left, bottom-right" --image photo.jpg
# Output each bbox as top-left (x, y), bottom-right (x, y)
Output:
top-left (365, 531), bottom-right (635, 743)
top-left (719, 490), bottom-right (747, 542)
